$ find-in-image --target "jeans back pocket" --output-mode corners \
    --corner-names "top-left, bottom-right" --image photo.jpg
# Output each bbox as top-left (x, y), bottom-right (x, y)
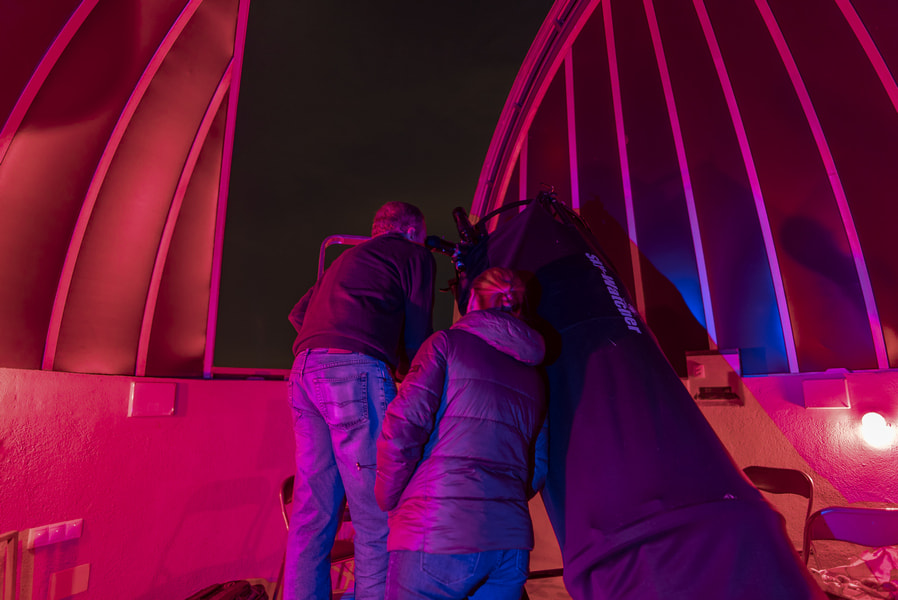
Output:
top-left (314, 373), bottom-right (369, 430)
top-left (422, 552), bottom-right (479, 585)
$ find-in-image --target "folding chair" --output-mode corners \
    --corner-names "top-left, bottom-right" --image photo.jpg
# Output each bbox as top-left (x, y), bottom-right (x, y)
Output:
top-left (743, 465), bottom-right (815, 557)
top-left (521, 568), bottom-right (565, 599)
top-left (802, 506), bottom-right (898, 565)
top-left (743, 465), bottom-right (815, 525)
top-left (272, 475), bottom-right (353, 600)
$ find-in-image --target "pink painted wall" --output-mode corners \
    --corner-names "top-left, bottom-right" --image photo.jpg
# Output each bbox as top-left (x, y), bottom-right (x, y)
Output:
top-left (0, 367), bottom-right (293, 599)
top-left (1, 367), bottom-right (895, 597)
top-left (696, 365), bottom-right (897, 566)
top-left (698, 377), bottom-right (845, 551)
top-left (744, 372), bottom-right (898, 504)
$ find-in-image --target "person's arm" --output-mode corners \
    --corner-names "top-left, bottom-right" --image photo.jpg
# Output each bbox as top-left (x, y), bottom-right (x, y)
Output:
top-left (528, 413), bottom-right (549, 499)
top-left (401, 250), bottom-right (436, 368)
top-left (375, 332), bottom-right (446, 512)
top-left (288, 284), bottom-right (316, 334)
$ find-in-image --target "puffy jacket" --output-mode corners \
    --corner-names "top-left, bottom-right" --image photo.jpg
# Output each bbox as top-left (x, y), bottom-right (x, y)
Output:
top-left (375, 308), bottom-right (547, 553)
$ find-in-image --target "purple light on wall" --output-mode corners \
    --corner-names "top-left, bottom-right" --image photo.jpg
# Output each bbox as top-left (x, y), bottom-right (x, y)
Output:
top-left (644, 0), bottom-right (715, 343)
top-left (604, 0), bottom-right (646, 316)
top-left (692, 0), bottom-right (798, 372)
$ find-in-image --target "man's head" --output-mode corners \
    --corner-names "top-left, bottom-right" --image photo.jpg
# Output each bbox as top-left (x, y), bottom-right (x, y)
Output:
top-left (372, 201), bottom-right (426, 244)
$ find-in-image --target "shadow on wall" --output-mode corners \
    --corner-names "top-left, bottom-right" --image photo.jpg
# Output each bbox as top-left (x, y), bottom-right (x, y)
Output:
top-left (0, 369), bottom-right (295, 600)
top-left (22, 2), bottom-right (140, 130)
top-left (779, 214), bottom-right (879, 372)
top-left (580, 195), bottom-right (709, 377)
top-left (136, 476), bottom-right (280, 600)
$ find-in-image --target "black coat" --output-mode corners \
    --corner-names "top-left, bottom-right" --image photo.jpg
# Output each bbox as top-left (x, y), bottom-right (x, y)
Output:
top-left (290, 232), bottom-right (435, 375)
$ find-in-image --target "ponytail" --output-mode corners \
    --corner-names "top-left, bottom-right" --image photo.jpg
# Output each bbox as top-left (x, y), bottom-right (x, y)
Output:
top-left (468, 267), bottom-right (526, 317)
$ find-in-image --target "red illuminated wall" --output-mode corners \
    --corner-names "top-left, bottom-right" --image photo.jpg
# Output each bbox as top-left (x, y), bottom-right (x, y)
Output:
top-left (0, 368), bottom-right (293, 599)
top-left (0, 0), bottom-right (250, 378)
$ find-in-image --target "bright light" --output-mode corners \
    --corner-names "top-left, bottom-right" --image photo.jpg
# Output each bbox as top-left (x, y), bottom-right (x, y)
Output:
top-left (860, 412), bottom-right (896, 449)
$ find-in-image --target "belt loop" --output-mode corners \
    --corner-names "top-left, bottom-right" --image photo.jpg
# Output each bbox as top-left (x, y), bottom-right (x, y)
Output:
top-left (300, 348), bottom-right (310, 376)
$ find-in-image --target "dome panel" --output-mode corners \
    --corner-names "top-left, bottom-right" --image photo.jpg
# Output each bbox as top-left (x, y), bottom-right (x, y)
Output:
top-left (53, 0), bottom-right (239, 375)
top-left (0, 0), bottom-right (84, 133)
top-left (145, 97), bottom-right (228, 377)
top-left (0, 0), bottom-right (250, 376)
top-left (478, 0), bottom-right (898, 376)
top-left (778, 0), bottom-right (898, 369)
top-left (653, 0), bottom-right (789, 374)
top-left (571, 12), bottom-right (637, 302)
top-left (526, 69), bottom-right (572, 205)
top-left (614, 0), bottom-right (711, 375)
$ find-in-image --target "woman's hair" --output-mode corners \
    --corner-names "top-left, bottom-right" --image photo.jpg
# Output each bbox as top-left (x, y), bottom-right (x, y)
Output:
top-left (371, 201), bottom-right (424, 237)
top-left (468, 266), bottom-right (526, 317)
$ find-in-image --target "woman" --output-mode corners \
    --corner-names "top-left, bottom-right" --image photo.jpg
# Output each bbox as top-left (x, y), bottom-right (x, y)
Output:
top-left (375, 266), bottom-right (548, 599)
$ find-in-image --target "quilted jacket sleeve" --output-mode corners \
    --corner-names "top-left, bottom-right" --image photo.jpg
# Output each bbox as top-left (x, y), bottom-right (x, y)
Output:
top-left (375, 331), bottom-right (448, 512)
top-left (401, 248), bottom-right (436, 364)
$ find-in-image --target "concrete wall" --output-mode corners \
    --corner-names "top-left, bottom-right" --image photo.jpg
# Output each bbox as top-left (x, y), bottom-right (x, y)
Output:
top-left (697, 366), bottom-right (898, 567)
top-left (0, 368), bottom-right (293, 600)
top-left (3, 364), bottom-right (896, 598)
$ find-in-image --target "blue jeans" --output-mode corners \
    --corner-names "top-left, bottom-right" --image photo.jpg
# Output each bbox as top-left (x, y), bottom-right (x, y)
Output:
top-left (385, 549), bottom-right (530, 600)
top-left (285, 349), bottom-right (396, 600)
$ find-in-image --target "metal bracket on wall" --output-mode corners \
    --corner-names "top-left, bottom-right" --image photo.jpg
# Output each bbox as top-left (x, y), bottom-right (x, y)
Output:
top-left (686, 350), bottom-right (744, 406)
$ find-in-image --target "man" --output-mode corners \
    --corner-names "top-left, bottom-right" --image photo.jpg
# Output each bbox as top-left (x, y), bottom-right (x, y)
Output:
top-left (284, 201), bottom-right (436, 600)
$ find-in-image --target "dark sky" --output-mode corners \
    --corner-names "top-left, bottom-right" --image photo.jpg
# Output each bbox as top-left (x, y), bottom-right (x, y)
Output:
top-left (217, 1), bottom-right (554, 369)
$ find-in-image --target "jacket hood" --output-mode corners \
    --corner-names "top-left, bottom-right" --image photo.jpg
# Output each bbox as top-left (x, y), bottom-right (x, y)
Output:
top-left (451, 309), bottom-right (545, 366)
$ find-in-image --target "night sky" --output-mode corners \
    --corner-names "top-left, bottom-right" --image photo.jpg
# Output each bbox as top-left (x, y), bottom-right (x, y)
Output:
top-left (217, 1), bottom-right (554, 369)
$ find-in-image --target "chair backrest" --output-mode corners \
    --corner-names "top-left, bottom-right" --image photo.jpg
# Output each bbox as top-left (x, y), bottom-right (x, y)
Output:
top-left (280, 474), bottom-right (350, 528)
top-left (280, 475), bottom-right (295, 529)
top-left (802, 506), bottom-right (898, 564)
top-left (743, 465), bottom-right (814, 524)
top-left (278, 474), bottom-right (353, 561)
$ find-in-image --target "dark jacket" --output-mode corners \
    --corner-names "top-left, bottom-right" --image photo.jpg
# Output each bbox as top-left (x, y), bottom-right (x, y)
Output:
top-left (290, 232), bottom-right (435, 375)
top-left (375, 308), bottom-right (547, 554)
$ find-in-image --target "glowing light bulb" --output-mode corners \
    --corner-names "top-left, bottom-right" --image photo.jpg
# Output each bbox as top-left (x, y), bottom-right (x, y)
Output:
top-left (860, 412), bottom-right (896, 449)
